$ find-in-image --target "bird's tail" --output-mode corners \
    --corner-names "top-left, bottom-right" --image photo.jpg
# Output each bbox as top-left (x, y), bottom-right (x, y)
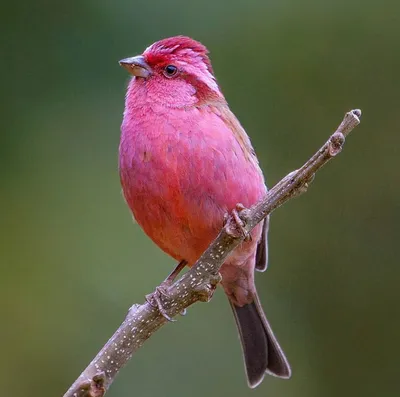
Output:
top-left (230, 292), bottom-right (291, 388)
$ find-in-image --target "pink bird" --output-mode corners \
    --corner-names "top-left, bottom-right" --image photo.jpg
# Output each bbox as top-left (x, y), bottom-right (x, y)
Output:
top-left (119, 36), bottom-right (291, 387)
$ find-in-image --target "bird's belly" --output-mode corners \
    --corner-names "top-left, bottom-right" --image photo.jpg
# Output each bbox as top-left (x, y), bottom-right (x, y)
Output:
top-left (119, 112), bottom-right (266, 264)
top-left (120, 153), bottom-right (225, 263)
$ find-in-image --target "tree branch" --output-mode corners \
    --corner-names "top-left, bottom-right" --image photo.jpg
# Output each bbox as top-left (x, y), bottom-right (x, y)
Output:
top-left (64, 109), bottom-right (362, 397)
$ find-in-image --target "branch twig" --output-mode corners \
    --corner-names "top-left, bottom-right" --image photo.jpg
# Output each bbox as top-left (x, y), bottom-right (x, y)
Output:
top-left (64, 109), bottom-right (362, 397)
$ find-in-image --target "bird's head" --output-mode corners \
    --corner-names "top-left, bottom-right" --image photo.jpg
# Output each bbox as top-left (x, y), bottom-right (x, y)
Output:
top-left (120, 36), bottom-right (225, 108)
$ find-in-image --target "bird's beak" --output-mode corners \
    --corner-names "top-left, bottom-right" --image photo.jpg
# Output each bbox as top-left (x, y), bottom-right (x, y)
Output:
top-left (119, 55), bottom-right (152, 78)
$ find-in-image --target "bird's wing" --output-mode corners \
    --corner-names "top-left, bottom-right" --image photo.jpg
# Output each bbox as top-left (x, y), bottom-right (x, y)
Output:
top-left (215, 104), bottom-right (269, 271)
top-left (215, 104), bottom-right (260, 167)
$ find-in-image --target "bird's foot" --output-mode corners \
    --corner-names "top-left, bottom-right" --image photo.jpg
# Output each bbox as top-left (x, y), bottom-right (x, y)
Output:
top-left (225, 203), bottom-right (252, 241)
top-left (145, 260), bottom-right (188, 322)
top-left (145, 284), bottom-right (175, 322)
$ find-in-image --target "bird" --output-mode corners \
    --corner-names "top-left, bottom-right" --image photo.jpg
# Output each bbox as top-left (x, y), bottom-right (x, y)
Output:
top-left (118, 36), bottom-right (291, 388)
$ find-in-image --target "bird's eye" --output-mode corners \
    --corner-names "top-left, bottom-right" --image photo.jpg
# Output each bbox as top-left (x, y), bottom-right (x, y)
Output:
top-left (163, 65), bottom-right (178, 78)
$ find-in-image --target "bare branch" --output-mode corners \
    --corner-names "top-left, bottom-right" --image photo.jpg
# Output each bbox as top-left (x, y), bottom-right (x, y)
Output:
top-left (64, 109), bottom-right (362, 397)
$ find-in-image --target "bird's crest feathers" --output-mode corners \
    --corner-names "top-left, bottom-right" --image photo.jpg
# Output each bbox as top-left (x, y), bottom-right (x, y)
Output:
top-left (144, 36), bottom-right (214, 75)
top-left (142, 36), bottom-right (221, 104)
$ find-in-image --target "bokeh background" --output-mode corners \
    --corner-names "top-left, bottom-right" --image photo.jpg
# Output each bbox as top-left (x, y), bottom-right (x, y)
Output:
top-left (1, 1), bottom-right (399, 396)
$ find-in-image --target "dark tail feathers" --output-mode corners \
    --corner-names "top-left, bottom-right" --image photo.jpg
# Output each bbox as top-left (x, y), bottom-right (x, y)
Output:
top-left (230, 294), bottom-right (291, 388)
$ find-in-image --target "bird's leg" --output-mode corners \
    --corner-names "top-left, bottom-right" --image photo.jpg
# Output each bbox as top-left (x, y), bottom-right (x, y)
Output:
top-left (145, 260), bottom-right (188, 321)
top-left (225, 203), bottom-right (252, 241)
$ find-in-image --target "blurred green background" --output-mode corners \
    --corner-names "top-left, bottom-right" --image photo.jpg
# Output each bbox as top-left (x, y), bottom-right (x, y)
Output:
top-left (1, 0), bottom-right (399, 396)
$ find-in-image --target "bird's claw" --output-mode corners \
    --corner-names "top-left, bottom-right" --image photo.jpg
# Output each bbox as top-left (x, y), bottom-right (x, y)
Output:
top-left (145, 285), bottom-right (175, 322)
top-left (145, 259), bottom-right (188, 321)
top-left (226, 203), bottom-right (252, 241)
